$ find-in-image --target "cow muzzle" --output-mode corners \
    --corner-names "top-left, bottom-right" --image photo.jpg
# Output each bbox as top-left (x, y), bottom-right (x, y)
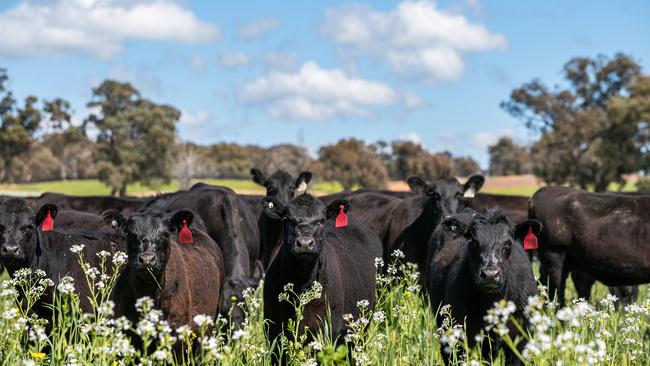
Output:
top-left (1, 243), bottom-right (21, 258)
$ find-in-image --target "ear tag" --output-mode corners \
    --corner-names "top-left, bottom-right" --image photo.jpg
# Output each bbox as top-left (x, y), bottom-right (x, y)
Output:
top-left (296, 181), bottom-right (308, 194)
top-left (523, 227), bottom-right (538, 250)
top-left (335, 205), bottom-right (348, 228)
top-left (111, 219), bottom-right (118, 228)
top-left (463, 187), bottom-right (475, 198)
top-left (268, 201), bottom-right (274, 209)
top-left (41, 211), bottom-right (54, 232)
top-left (178, 220), bottom-right (193, 244)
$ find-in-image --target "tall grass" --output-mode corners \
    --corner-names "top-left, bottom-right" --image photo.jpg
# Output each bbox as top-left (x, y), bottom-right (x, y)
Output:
top-left (0, 249), bottom-right (648, 365)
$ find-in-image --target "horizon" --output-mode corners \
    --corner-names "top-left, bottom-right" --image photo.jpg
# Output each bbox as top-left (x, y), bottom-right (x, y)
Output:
top-left (1, 0), bottom-right (649, 168)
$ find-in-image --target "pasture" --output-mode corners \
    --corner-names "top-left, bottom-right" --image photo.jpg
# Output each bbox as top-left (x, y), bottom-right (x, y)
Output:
top-left (0, 177), bottom-right (648, 365)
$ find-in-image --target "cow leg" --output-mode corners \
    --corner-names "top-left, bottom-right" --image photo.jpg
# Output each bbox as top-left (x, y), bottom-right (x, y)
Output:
top-left (609, 286), bottom-right (640, 309)
top-left (538, 250), bottom-right (568, 307)
top-left (570, 270), bottom-right (595, 301)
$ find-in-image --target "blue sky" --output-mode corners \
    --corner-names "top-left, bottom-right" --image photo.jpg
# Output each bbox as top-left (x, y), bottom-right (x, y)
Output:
top-left (1, 0), bottom-right (648, 168)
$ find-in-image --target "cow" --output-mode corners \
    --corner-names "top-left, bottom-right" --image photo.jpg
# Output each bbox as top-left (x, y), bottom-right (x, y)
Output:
top-left (103, 209), bottom-right (224, 331)
top-left (142, 185), bottom-right (262, 325)
top-left (426, 209), bottom-right (540, 365)
top-left (249, 168), bottom-right (313, 266)
top-left (34, 192), bottom-right (145, 216)
top-left (383, 173), bottom-right (485, 276)
top-left (262, 194), bottom-right (382, 360)
top-left (0, 198), bottom-right (125, 318)
top-left (530, 186), bottom-right (650, 307)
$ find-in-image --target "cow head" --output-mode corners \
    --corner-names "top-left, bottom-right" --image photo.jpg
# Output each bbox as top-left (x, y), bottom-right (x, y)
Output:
top-left (263, 194), bottom-right (344, 262)
top-left (220, 261), bottom-right (264, 326)
top-left (0, 199), bottom-right (56, 264)
top-left (464, 210), bottom-right (541, 294)
top-left (251, 168), bottom-right (312, 204)
top-left (407, 173), bottom-right (485, 218)
top-left (103, 209), bottom-right (194, 278)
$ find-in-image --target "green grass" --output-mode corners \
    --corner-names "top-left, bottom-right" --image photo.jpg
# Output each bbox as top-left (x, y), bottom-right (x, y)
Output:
top-left (0, 179), bottom-right (344, 197)
top-left (481, 180), bottom-right (638, 197)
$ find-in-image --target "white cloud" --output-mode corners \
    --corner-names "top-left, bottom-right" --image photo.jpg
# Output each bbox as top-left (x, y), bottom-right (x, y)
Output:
top-left (321, 0), bottom-right (507, 83)
top-left (397, 132), bottom-right (422, 144)
top-left (238, 61), bottom-right (400, 121)
top-left (216, 50), bottom-right (251, 68)
top-left (0, 0), bottom-right (220, 58)
top-left (263, 51), bottom-right (297, 71)
top-left (237, 17), bottom-right (280, 40)
top-left (402, 91), bottom-right (424, 109)
top-left (180, 109), bottom-right (210, 126)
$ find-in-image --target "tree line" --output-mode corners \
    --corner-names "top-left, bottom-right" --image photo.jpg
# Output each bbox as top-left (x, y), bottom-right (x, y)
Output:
top-left (1, 53), bottom-right (648, 195)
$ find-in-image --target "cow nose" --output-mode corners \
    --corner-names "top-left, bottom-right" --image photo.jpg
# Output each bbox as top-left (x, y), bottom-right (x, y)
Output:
top-left (138, 252), bottom-right (156, 266)
top-left (296, 237), bottom-right (314, 250)
top-left (1, 244), bottom-right (20, 256)
top-left (480, 267), bottom-right (501, 283)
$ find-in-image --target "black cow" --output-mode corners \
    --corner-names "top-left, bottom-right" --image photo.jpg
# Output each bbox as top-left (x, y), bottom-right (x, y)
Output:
top-left (384, 173), bottom-right (485, 276)
top-left (530, 187), bottom-right (649, 307)
top-left (427, 209), bottom-right (539, 365)
top-left (262, 194), bottom-right (382, 356)
top-left (143, 185), bottom-right (262, 325)
top-left (34, 192), bottom-right (145, 216)
top-left (250, 168), bottom-right (312, 266)
top-left (104, 209), bottom-right (224, 330)
top-left (0, 199), bottom-right (125, 317)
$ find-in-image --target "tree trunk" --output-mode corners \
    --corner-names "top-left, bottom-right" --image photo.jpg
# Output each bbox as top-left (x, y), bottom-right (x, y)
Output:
top-left (119, 185), bottom-right (127, 197)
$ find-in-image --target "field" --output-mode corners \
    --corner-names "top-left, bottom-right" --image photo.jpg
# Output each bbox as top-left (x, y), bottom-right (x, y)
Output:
top-left (1, 253), bottom-right (648, 365)
top-left (1, 177), bottom-right (648, 365)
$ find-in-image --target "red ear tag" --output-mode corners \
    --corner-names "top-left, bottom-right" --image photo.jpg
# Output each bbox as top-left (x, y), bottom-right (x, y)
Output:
top-left (523, 227), bottom-right (538, 250)
top-left (41, 211), bottom-right (54, 232)
top-left (178, 220), bottom-right (193, 244)
top-left (335, 205), bottom-right (348, 228)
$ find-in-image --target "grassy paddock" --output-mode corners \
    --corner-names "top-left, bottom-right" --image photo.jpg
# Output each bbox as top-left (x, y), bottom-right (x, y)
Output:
top-left (0, 179), bottom-right (344, 197)
top-left (0, 253), bottom-right (647, 365)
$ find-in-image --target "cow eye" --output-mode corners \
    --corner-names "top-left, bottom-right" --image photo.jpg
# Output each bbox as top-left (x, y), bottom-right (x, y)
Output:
top-left (20, 225), bottom-right (34, 232)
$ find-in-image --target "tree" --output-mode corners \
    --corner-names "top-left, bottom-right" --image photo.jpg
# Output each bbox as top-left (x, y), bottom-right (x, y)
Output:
top-left (488, 137), bottom-right (531, 176)
top-left (453, 156), bottom-right (481, 177)
top-left (391, 141), bottom-right (454, 181)
top-left (318, 138), bottom-right (388, 190)
top-left (252, 144), bottom-right (312, 177)
top-left (88, 80), bottom-right (180, 196)
top-left (0, 68), bottom-right (44, 182)
top-left (502, 54), bottom-right (643, 191)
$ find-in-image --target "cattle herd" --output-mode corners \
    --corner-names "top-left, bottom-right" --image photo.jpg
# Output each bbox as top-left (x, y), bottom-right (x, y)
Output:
top-left (0, 168), bottom-right (648, 364)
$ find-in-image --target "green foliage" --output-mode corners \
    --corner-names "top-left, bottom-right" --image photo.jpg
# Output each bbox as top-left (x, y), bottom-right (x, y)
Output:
top-left (318, 138), bottom-right (389, 190)
top-left (503, 54), bottom-right (646, 192)
top-left (88, 80), bottom-right (180, 196)
top-left (0, 250), bottom-right (648, 365)
top-left (488, 137), bottom-right (532, 176)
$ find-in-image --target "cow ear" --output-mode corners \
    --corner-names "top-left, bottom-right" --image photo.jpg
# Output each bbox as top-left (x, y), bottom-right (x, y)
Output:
top-left (294, 171), bottom-right (313, 193)
top-left (262, 197), bottom-right (285, 220)
top-left (441, 216), bottom-right (467, 237)
top-left (169, 210), bottom-right (194, 232)
top-left (463, 175), bottom-right (485, 198)
top-left (252, 260), bottom-right (264, 282)
top-left (326, 199), bottom-right (350, 220)
top-left (35, 204), bottom-right (58, 231)
top-left (406, 176), bottom-right (428, 195)
top-left (102, 209), bottom-right (127, 234)
top-left (250, 168), bottom-right (267, 186)
top-left (515, 219), bottom-right (543, 242)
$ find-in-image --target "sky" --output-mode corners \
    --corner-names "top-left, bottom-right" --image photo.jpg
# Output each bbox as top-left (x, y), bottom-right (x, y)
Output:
top-left (0, 0), bottom-right (648, 168)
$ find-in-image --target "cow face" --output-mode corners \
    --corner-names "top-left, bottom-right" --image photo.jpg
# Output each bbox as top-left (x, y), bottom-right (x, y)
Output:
top-left (407, 174), bottom-right (485, 218)
top-left (220, 261), bottom-right (264, 326)
top-left (104, 209), bottom-right (193, 277)
top-left (263, 194), bottom-right (330, 260)
top-left (0, 199), bottom-right (56, 263)
top-left (465, 212), bottom-right (541, 294)
top-left (251, 168), bottom-right (312, 204)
